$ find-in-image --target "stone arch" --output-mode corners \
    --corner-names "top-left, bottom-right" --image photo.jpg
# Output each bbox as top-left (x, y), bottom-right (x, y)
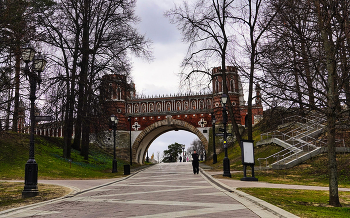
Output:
top-left (132, 117), bottom-right (208, 164)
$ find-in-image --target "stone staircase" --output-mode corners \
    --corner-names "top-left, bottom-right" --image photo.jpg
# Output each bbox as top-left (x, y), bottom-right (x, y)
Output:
top-left (257, 115), bottom-right (327, 169)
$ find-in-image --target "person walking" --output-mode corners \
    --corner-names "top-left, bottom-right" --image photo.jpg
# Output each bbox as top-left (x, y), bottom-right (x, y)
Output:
top-left (179, 156), bottom-right (182, 162)
top-left (192, 150), bottom-right (199, 174)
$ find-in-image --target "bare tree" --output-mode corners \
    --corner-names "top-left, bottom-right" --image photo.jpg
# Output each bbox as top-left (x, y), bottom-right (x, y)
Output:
top-left (259, 0), bottom-right (347, 207)
top-left (187, 139), bottom-right (205, 157)
top-left (228, 0), bottom-right (279, 140)
top-left (0, 0), bottom-right (32, 132)
top-left (166, 0), bottom-right (244, 143)
top-left (38, 0), bottom-right (151, 159)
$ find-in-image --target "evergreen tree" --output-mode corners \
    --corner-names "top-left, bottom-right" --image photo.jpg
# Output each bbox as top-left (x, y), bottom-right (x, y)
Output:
top-left (162, 142), bottom-right (183, 162)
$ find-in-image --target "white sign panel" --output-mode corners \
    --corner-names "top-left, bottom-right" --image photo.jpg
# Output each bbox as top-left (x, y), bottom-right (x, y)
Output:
top-left (243, 141), bottom-right (254, 164)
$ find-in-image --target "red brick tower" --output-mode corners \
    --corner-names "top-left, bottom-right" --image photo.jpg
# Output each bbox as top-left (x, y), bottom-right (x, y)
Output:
top-left (101, 74), bottom-right (134, 130)
top-left (212, 66), bottom-right (243, 124)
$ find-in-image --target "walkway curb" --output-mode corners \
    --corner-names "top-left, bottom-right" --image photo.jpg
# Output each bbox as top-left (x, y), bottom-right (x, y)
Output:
top-left (200, 168), bottom-right (299, 218)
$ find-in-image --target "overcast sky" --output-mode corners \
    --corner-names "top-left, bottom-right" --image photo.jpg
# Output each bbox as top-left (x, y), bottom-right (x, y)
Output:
top-left (132, 0), bottom-right (187, 97)
top-left (131, 0), bottom-right (199, 160)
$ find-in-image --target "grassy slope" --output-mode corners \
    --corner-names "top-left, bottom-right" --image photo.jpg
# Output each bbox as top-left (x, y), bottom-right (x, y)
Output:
top-left (205, 124), bottom-right (350, 188)
top-left (0, 131), bottom-right (137, 180)
top-left (206, 123), bottom-right (350, 217)
top-left (206, 126), bottom-right (284, 171)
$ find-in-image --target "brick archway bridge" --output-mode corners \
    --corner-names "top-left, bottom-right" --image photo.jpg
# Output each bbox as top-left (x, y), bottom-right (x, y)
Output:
top-left (98, 66), bottom-right (263, 164)
top-left (29, 66), bottom-right (263, 164)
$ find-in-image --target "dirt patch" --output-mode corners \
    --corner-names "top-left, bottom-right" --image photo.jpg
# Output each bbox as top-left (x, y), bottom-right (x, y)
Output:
top-left (0, 182), bottom-right (71, 212)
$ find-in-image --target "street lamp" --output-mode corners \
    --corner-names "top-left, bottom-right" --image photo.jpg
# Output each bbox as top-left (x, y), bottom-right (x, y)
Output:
top-left (22, 45), bottom-right (47, 198)
top-left (221, 94), bottom-right (231, 177)
top-left (181, 144), bottom-right (185, 162)
top-left (128, 116), bottom-right (132, 165)
top-left (211, 112), bottom-right (217, 164)
top-left (110, 115), bottom-right (118, 173)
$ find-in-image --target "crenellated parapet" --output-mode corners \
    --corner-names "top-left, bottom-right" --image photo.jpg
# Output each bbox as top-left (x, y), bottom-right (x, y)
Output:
top-left (126, 94), bottom-right (213, 116)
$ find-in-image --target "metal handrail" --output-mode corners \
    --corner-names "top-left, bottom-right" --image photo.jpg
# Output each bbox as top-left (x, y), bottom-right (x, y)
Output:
top-left (258, 115), bottom-right (327, 169)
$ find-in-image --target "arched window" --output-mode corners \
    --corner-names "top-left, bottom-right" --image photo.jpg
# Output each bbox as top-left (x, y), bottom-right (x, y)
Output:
top-left (230, 79), bottom-right (235, 92)
top-left (157, 102), bottom-right (161, 112)
top-left (109, 83), bottom-right (113, 99)
top-left (191, 100), bottom-right (196, 109)
top-left (206, 99), bottom-right (212, 109)
top-left (199, 100), bottom-right (204, 109)
top-left (116, 87), bottom-right (121, 100)
top-left (166, 102), bottom-right (171, 111)
top-left (134, 104), bottom-right (139, 113)
top-left (215, 80), bottom-right (219, 93)
top-left (149, 103), bottom-right (154, 112)
top-left (176, 101), bottom-right (181, 111)
top-left (141, 103), bottom-right (146, 113)
top-left (127, 105), bottom-right (131, 113)
top-left (184, 101), bottom-right (189, 110)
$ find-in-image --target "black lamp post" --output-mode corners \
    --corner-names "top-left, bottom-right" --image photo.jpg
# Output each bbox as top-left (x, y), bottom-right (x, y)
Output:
top-left (128, 116), bottom-right (132, 165)
top-left (22, 45), bottom-right (47, 198)
top-left (110, 115), bottom-right (118, 173)
top-left (211, 112), bottom-right (217, 164)
top-left (181, 144), bottom-right (185, 162)
top-left (221, 94), bottom-right (231, 177)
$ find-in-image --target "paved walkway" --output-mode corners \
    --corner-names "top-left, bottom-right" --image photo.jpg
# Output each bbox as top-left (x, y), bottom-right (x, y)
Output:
top-left (0, 163), bottom-right (298, 218)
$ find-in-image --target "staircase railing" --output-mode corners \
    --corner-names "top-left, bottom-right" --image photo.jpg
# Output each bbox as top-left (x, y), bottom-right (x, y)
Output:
top-left (257, 139), bottom-right (320, 168)
top-left (258, 115), bottom-right (327, 169)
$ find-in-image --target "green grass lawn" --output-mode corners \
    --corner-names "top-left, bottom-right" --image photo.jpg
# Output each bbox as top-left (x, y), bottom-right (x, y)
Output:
top-left (222, 152), bottom-right (350, 188)
top-left (0, 131), bottom-right (148, 211)
top-left (0, 131), bottom-right (139, 180)
top-left (238, 188), bottom-right (350, 218)
top-left (205, 123), bottom-right (350, 188)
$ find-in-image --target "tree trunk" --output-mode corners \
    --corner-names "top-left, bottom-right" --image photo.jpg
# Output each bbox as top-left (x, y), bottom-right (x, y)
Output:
top-left (300, 39), bottom-right (315, 108)
top-left (73, 0), bottom-right (90, 151)
top-left (247, 25), bottom-right (256, 141)
top-left (77, 0), bottom-right (90, 159)
top-left (81, 119), bottom-right (90, 160)
top-left (12, 48), bottom-right (21, 132)
top-left (313, 0), bottom-right (341, 207)
top-left (5, 88), bottom-right (13, 131)
top-left (291, 39), bottom-right (305, 116)
top-left (63, 78), bottom-right (71, 158)
top-left (68, 30), bottom-right (80, 151)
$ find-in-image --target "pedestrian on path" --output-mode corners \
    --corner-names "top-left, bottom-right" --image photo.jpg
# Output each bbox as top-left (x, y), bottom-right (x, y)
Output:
top-left (179, 156), bottom-right (182, 162)
top-left (192, 150), bottom-right (199, 174)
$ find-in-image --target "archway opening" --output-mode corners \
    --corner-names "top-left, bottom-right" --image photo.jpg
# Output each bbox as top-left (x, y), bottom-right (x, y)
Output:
top-left (132, 118), bottom-right (209, 164)
top-left (146, 130), bottom-right (199, 163)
